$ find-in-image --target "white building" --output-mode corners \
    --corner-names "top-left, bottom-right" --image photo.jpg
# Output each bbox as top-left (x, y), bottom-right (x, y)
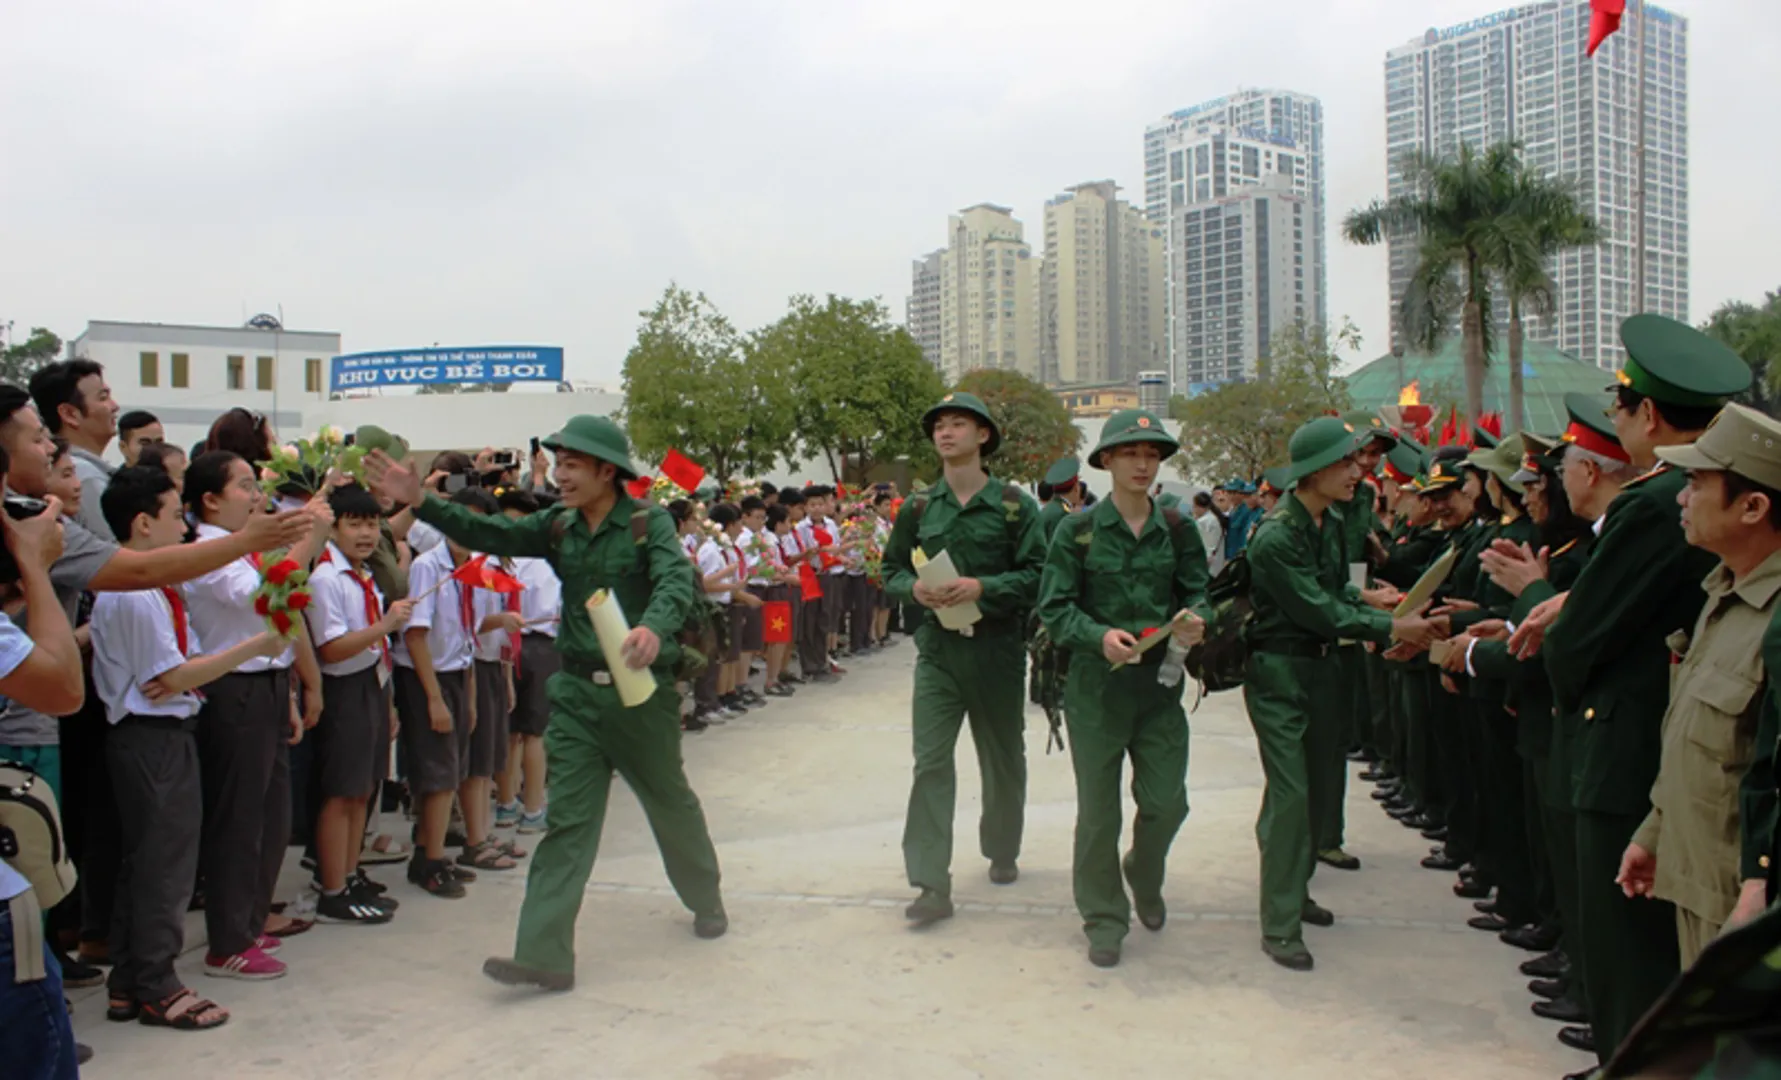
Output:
top-left (1144, 89), bottom-right (1327, 389)
top-left (1383, 3), bottom-right (1688, 369)
top-left (907, 250), bottom-right (944, 370)
top-left (934, 204), bottom-right (1041, 382)
top-left (1040, 181), bottom-right (1165, 387)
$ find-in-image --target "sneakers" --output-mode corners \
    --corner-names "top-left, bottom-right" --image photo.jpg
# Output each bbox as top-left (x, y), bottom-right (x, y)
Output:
top-left (204, 946), bottom-right (288, 980)
top-left (683, 714), bottom-right (710, 733)
top-left (409, 856), bottom-right (467, 899)
top-left (516, 808), bottom-right (549, 834)
top-left (764, 683), bottom-right (795, 698)
top-left (317, 890), bottom-right (395, 925)
top-left (494, 801), bottom-right (523, 829)
top-left (254, 935), bottom-right (282, 954)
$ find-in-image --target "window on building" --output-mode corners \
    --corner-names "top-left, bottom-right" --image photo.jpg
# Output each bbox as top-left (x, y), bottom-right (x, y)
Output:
top-left (139, 351), bottom-right (158, 387)
top-left (256, 356), bottom-right (274, 390)
top-left (305, 358), bottom-right (323, 393)
top-left (227, 355), bottom-right (245, 390)
top-left (171, 353), bottom-right (189, 389)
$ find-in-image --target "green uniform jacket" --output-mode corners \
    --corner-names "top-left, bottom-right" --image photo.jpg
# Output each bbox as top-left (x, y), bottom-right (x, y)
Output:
top-left (1471, 534), bottom-right (1594, 760)
top-left (1245, 494), bottom-right (1394, 649)
top-left (883, 474), bottom-right (1045, 634)
top-left (1039, 499), bottom-right (1071, 544)
top-left (1376, 523), bottom-right (1447, 592)
top-left (1545, 467), bottom-right (1719, 817)
top-left (1744, 611), bottom-right (1781, 890)
top-left (411, 492), bottom-right (697, 676)
top-left (1037, 498), bottom-right (1213, 656)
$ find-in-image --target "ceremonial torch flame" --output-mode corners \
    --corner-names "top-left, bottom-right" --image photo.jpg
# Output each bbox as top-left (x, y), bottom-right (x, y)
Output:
top-left (1397, 381), bottom-right (1433, 428)
top-left (1398, 381), bottom-right (1422, 406)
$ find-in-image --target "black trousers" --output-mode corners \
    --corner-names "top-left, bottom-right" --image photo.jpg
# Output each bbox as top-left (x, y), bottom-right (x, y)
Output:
top-left (847, 576), bottom-right (874, 652)
top-left (798, 591), bottom-right (828, 676)
top-left (106, 717), bottom-right (202, 1003)
top-left (198, 669), bottom-right (292, 959)
top-left (59, 684), bottom-right (122, 946)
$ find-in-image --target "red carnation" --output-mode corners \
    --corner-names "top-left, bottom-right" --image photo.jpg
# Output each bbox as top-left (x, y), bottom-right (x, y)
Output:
top-left (1139, 627), bottom-right (1160, 638)
top-left (254, 595), bottom-right (271, 616)
top-left (267, 559), bottom-right (300, 586)
top-left (271, 610), bottom-right (293, 635)
top-left (286, 590), bottom-right (311, 611)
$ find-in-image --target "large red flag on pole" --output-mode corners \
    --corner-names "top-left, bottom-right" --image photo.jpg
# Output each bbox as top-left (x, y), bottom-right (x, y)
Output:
top-left (1586, 0), bottom-right (1624, 56)
top-left (660, 449), bottom-right (706, 494)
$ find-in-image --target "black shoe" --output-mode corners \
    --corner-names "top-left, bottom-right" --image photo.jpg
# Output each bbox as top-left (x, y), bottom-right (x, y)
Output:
top-left (1420, 825), bottom-right (1449, 841)
top-left (317, 890), bottom-right (395, 925)
top-left (1088, 943), bottom-right (1121, 968)
top-left (483, 956), bottom-right (574, 992)
top-left (1521, 950), bottom-right (1569, 979)
top-left (76, 1043), bottom-right (93, 1065)
top-left (1122, 853), bottom-right (1165, 930)
top-left (1557, 1025), bottom-right (1596, 1054)
top-left (56, 952), bottom-right (104, 989)
top-left (1452, 878), bottom-right (1492, 899)
top-left (1301, 899), bottom-right (1335, 927)
top-left (1316, 848), bottom-right (1361, 871)
top-left (1400, 813), bottom-right (1436, 830)
top-left (1528, 977), bottom-right (1567, 1000)
top-left (1358, 767), bottom-right (1390, 782)
top-left (418, 860), bottom-right (466, 899)
top-left (1502, 924), bottom-right (1560, 953)
top-left (905, 889), bottom-right (954, 927)
top-left (1346, 748), bottom-right (1372, 763)
top-left (1468, 915), bottom-right (1514, 934)
top-left (694, 911), bottom-right (729, 939)
top-left (1370, 786), bottom-right (1400, 802)
top-left (1473, 899), bottom-right (1500, 914)
top-left (1386, 805), bottom-right (1420, 821)
top-left (1532, 998), bottom-right (1588, 1024)
top-left (765, 684), bottom-right (795, 698)
top-left (1262, 937), bottom-right (1314, 971)
top-left (988, 861), bottom-right (1019, 885)
top-left (1562, 1072), bottom-right (1596, 1080)
top-left (1422, 853), bottom-right (1465, 871)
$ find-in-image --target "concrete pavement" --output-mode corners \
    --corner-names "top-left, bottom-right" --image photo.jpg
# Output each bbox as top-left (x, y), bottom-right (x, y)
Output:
top-left (73, 642), bottom-right (1590, 1079)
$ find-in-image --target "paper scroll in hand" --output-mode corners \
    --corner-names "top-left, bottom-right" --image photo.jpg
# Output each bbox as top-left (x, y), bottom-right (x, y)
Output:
top-left (585, 590), bottom-right (658, 708)
top-left (912, 548), bottom-right (982, 632)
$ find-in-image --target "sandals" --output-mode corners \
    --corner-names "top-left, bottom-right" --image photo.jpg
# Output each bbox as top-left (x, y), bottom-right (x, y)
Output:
top-left (139, 988), bottom-right (229, 1031)
top-left (360, 832), bottom-right (413, 865)
top-left (107, 995), bottom-right (141, 1023)
top-left (457, 840), bottom-right (518, 871)
top-left (492, 837), bottom-right (528, 860)
top-left (266, 916), bottom-right (314, 938)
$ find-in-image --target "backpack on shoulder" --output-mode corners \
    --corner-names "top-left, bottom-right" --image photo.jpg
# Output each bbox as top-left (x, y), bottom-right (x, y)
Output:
top-left (0, 762), bottom-right (76, 908)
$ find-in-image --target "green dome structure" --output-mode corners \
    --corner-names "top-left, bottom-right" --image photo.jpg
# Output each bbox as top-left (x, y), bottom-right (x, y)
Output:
top-left (1343, 338), bottom-right (1614, 435)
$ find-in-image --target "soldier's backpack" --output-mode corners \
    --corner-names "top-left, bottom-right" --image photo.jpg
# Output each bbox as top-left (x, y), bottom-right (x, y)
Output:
top-left (0, 761), bottom-right (77, 907)
top-left (547, 504), bottom-right (726, 680)
top-left (1183, 552), bottom-right (1254, 698)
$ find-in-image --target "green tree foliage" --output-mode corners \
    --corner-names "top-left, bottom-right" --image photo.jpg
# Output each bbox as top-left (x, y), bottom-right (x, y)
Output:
top-left (754, 294), bottom-right (943, 483)
top-left (1169, 321), bottom-right (1357, 484)
top-left (1, 327), bottom-right (63, 384)
top-left (1703, 291), bottom-right (1781, 416)
top-left (619, 284), bottom-right (796, 485)
top-left (946, 369), bottom-right (1081, 484)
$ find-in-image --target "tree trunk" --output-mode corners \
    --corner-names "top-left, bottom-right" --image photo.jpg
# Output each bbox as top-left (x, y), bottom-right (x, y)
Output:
top-left (1507, 302), bottom-right (1525, 435)
top-left (1462, 299), bottom-right (1486, 429)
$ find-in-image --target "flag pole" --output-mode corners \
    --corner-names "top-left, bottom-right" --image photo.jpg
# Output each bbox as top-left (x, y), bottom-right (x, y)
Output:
top-left (1633, 0), bottom-right (1647, 316)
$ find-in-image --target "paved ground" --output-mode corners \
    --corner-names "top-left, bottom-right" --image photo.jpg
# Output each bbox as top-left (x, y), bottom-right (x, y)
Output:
top-left (73, 643), bottom-right (1589, 1080)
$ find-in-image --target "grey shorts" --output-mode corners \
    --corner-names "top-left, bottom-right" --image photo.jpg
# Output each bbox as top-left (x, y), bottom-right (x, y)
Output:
top-left (316, 666), bottom-right (391, 800)
top-left (510, 635), bottom-right (560, 738)
top-left (823, 579), bottom-right (845, 632)
top-left (738, 588), bottom-right (766, 652)
top-left (725, 605), bottom-right (746, 663)
top-left (469, 660), bottom-right (510, 778)
top-left (394, 666), bottom-right (469, 795)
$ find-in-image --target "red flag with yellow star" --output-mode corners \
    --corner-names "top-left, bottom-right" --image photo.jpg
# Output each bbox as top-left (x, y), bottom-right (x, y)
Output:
top-left (762, 600), bottom-right (792, 644)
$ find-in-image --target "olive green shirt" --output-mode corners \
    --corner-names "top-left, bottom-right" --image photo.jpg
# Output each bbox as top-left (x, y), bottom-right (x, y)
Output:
top-left (1037, 497), bottom-right (1212, 656)
top-left (1632, 550), bottom-right (1781, 921)
top-left (411, 491), bottom-right (696, 675)
top-left (1246, 492), bottom-right (1394, 649)
top-left (1039, 499), bottom-right (1072, 544)
top-left (1744, 614), bottom-right (1781, 889)
top-left (883, 474), bottom-right (1045, 635)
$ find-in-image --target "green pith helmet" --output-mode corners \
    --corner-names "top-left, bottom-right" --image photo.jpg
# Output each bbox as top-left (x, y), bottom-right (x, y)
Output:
top-left (540, 414), bottom-right (639, 481)
top-left (1468, 433), bottom-right (1527, 494)
top-left (1044, 455), bottom-right (1081, 488)
top-left (1285, 416), bottom-right (1365, 485)
top-left (1615, 313), bottom-right (1753, 406)
top-left (1088, 409), bottom-right (1180, 469)
top-left (1260, 465), bottom-right (1293, 494)
top-left (1344, 410), bottom-right (1400, 451)
top-left (922, 391), bottom-right (1001, 457)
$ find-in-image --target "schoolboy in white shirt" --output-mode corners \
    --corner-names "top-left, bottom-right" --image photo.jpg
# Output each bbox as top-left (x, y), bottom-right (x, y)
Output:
top-left (494, 489), bottom-right (560, 834)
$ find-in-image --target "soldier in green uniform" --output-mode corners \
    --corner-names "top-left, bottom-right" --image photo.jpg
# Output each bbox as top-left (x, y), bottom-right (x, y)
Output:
top-left (365, 415), bottom-right (727, 992)
top-left (1513, 314), bottom-right (1753, 1068)
top-left (1039, 456), bottom-right (1082, 543)
top-left (1243, 417), bottom-right (1440, 970)
top-left (883, 392), bottom-right (1046, 926)
top-left (1037, 409), bottom-right (1211, 968)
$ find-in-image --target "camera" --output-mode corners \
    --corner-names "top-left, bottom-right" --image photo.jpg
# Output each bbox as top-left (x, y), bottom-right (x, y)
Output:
top-left (0, 495), bottom-right (51, 585)
top-left (490, 450), bottom-right (519, 470)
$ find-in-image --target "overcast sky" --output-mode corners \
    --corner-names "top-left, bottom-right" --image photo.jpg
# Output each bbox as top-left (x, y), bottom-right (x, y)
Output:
top-left (3, 0), bottom-right (1774, 382)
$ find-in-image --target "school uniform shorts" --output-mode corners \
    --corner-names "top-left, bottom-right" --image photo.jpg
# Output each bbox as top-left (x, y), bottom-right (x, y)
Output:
top-left (316, 666), bottom-right (391, 800)
top-left (394, 666), bottom-right (470, 795)
top-left (510, 635), bottom-right (561, 738)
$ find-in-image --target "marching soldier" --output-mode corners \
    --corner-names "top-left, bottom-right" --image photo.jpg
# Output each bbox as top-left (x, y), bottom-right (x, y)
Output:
top-left (1037, 409), bottom-right (1210, 968)
top-left (1243, 417), bottom-right (1439, 970)
top-left (366, 415), bottom-right (727, 992)
top-left (882, 392), bottom-right (1046, 927)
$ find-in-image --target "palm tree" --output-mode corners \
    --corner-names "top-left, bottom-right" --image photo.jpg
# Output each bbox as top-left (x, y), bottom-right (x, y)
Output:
top-left (1344, 143), bottom-right (1597, 429)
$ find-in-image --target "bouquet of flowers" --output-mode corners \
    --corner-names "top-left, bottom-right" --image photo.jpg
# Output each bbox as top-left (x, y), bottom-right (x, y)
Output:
top-left (742, 528), bottom-right (782, 576)
top-left (259, 425), bottom-right (364, 498)
top-left (251, 553), bottom-right (312, 638)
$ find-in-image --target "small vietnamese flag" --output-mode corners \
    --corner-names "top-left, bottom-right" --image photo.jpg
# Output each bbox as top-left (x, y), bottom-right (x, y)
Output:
top-left (1586, 0), bottom-right (1624, 57)
top-left (798, 562), bottom-right (824, 601)
top-left (762, 600), bottom-right (793, 644)
top-left (625, 475), bottom-right (654, 500)
top-left (450, 554), bottom-right (524, 594)
top-left (661, 449), bottom-right (705, 494)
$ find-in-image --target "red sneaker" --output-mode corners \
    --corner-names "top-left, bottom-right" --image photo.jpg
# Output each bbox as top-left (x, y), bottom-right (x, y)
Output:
top-left (203, 946), bottom-right (287, 981)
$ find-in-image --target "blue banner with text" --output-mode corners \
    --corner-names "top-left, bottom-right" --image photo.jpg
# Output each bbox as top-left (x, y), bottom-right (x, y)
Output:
top-left (330, 346), bottom-right (564, 392)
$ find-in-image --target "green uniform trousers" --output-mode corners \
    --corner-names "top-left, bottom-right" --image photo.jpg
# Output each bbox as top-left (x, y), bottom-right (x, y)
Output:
top-left (1522, 756), bottom-right (1557, 930)
top-left (1480, 702), bottom-right (1536, 924)
top-left (1063, 661), bottom-right (1189, 949)
top-left (1316, 645), bottom-right (1366, 851)
top-left (903, 624), bottom-right (1027, 896)
top-left (1434, 689), bottom-right (1480, 864)
top-left (1243, 650), bottom-right (1343, 944)
top-left (1576, 809), bottom-right (1680, 1062)
top-left (512, 674), bottom-right (724, 975)
top-left (1545, 804), bottom-right (1589, 1013)
top-left (1365, 651), bottom-right (1392, 770)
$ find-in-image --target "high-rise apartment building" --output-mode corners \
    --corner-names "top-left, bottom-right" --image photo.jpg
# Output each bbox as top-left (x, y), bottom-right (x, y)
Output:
top-left (1039, 181), bottom-right (1165, 387)
top-left (1383, 3), bottom-right (1688, 369)
top-left (1170, 175), bottom-right (1315, 387)
top-left (907, 250), bottom-right (944, 370)
top-left (1145, 89), bottom-right (1327, 390)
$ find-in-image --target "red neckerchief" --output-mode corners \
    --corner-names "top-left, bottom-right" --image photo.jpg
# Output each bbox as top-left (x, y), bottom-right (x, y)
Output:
top-left (349, 567), bottom-right (391, 672)
top-left (162, 587), bottom-right (189, 655)
top-left (502, 561), bottom-right (523, 675)
top-left (456, 565), bottom-right (475, 636)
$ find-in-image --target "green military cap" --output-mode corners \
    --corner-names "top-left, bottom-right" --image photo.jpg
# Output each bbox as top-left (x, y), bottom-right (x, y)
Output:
top-left (1043, 455), bottom-right (1081, 488)
top-left (1471, 424), bottom-right (1500, 450)
top-left (1284, 416), bottom-right (1366, 485)
top-left (1557, 391), bottom-right (1631, 464)
top-left (1511, 432), bottom-right (1561, 485)
top-left (922, 391), bottom-right (1002, 456)
top-left (1614, 313), bottom-right (1752, 407)
top-left (1468, 433), bottom-right (1527, 494)
top-left (1087, 409), bottom-right (1179, 469)
top-left (540, 414), bottom-right (639, 480)
top-left (1344, 410), bottom-right (1400, 450)
top-left (1382, 441), bottom-right (1425, 484)
top-left (1419, 456), bottom-right (1468, 494)
top-left (1215, 476), bottom-right (1244, 491)
top-left (1655, 403), bottom-right (1781, 490)
top-left (1259, 465), bottom-right (1293, 494)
